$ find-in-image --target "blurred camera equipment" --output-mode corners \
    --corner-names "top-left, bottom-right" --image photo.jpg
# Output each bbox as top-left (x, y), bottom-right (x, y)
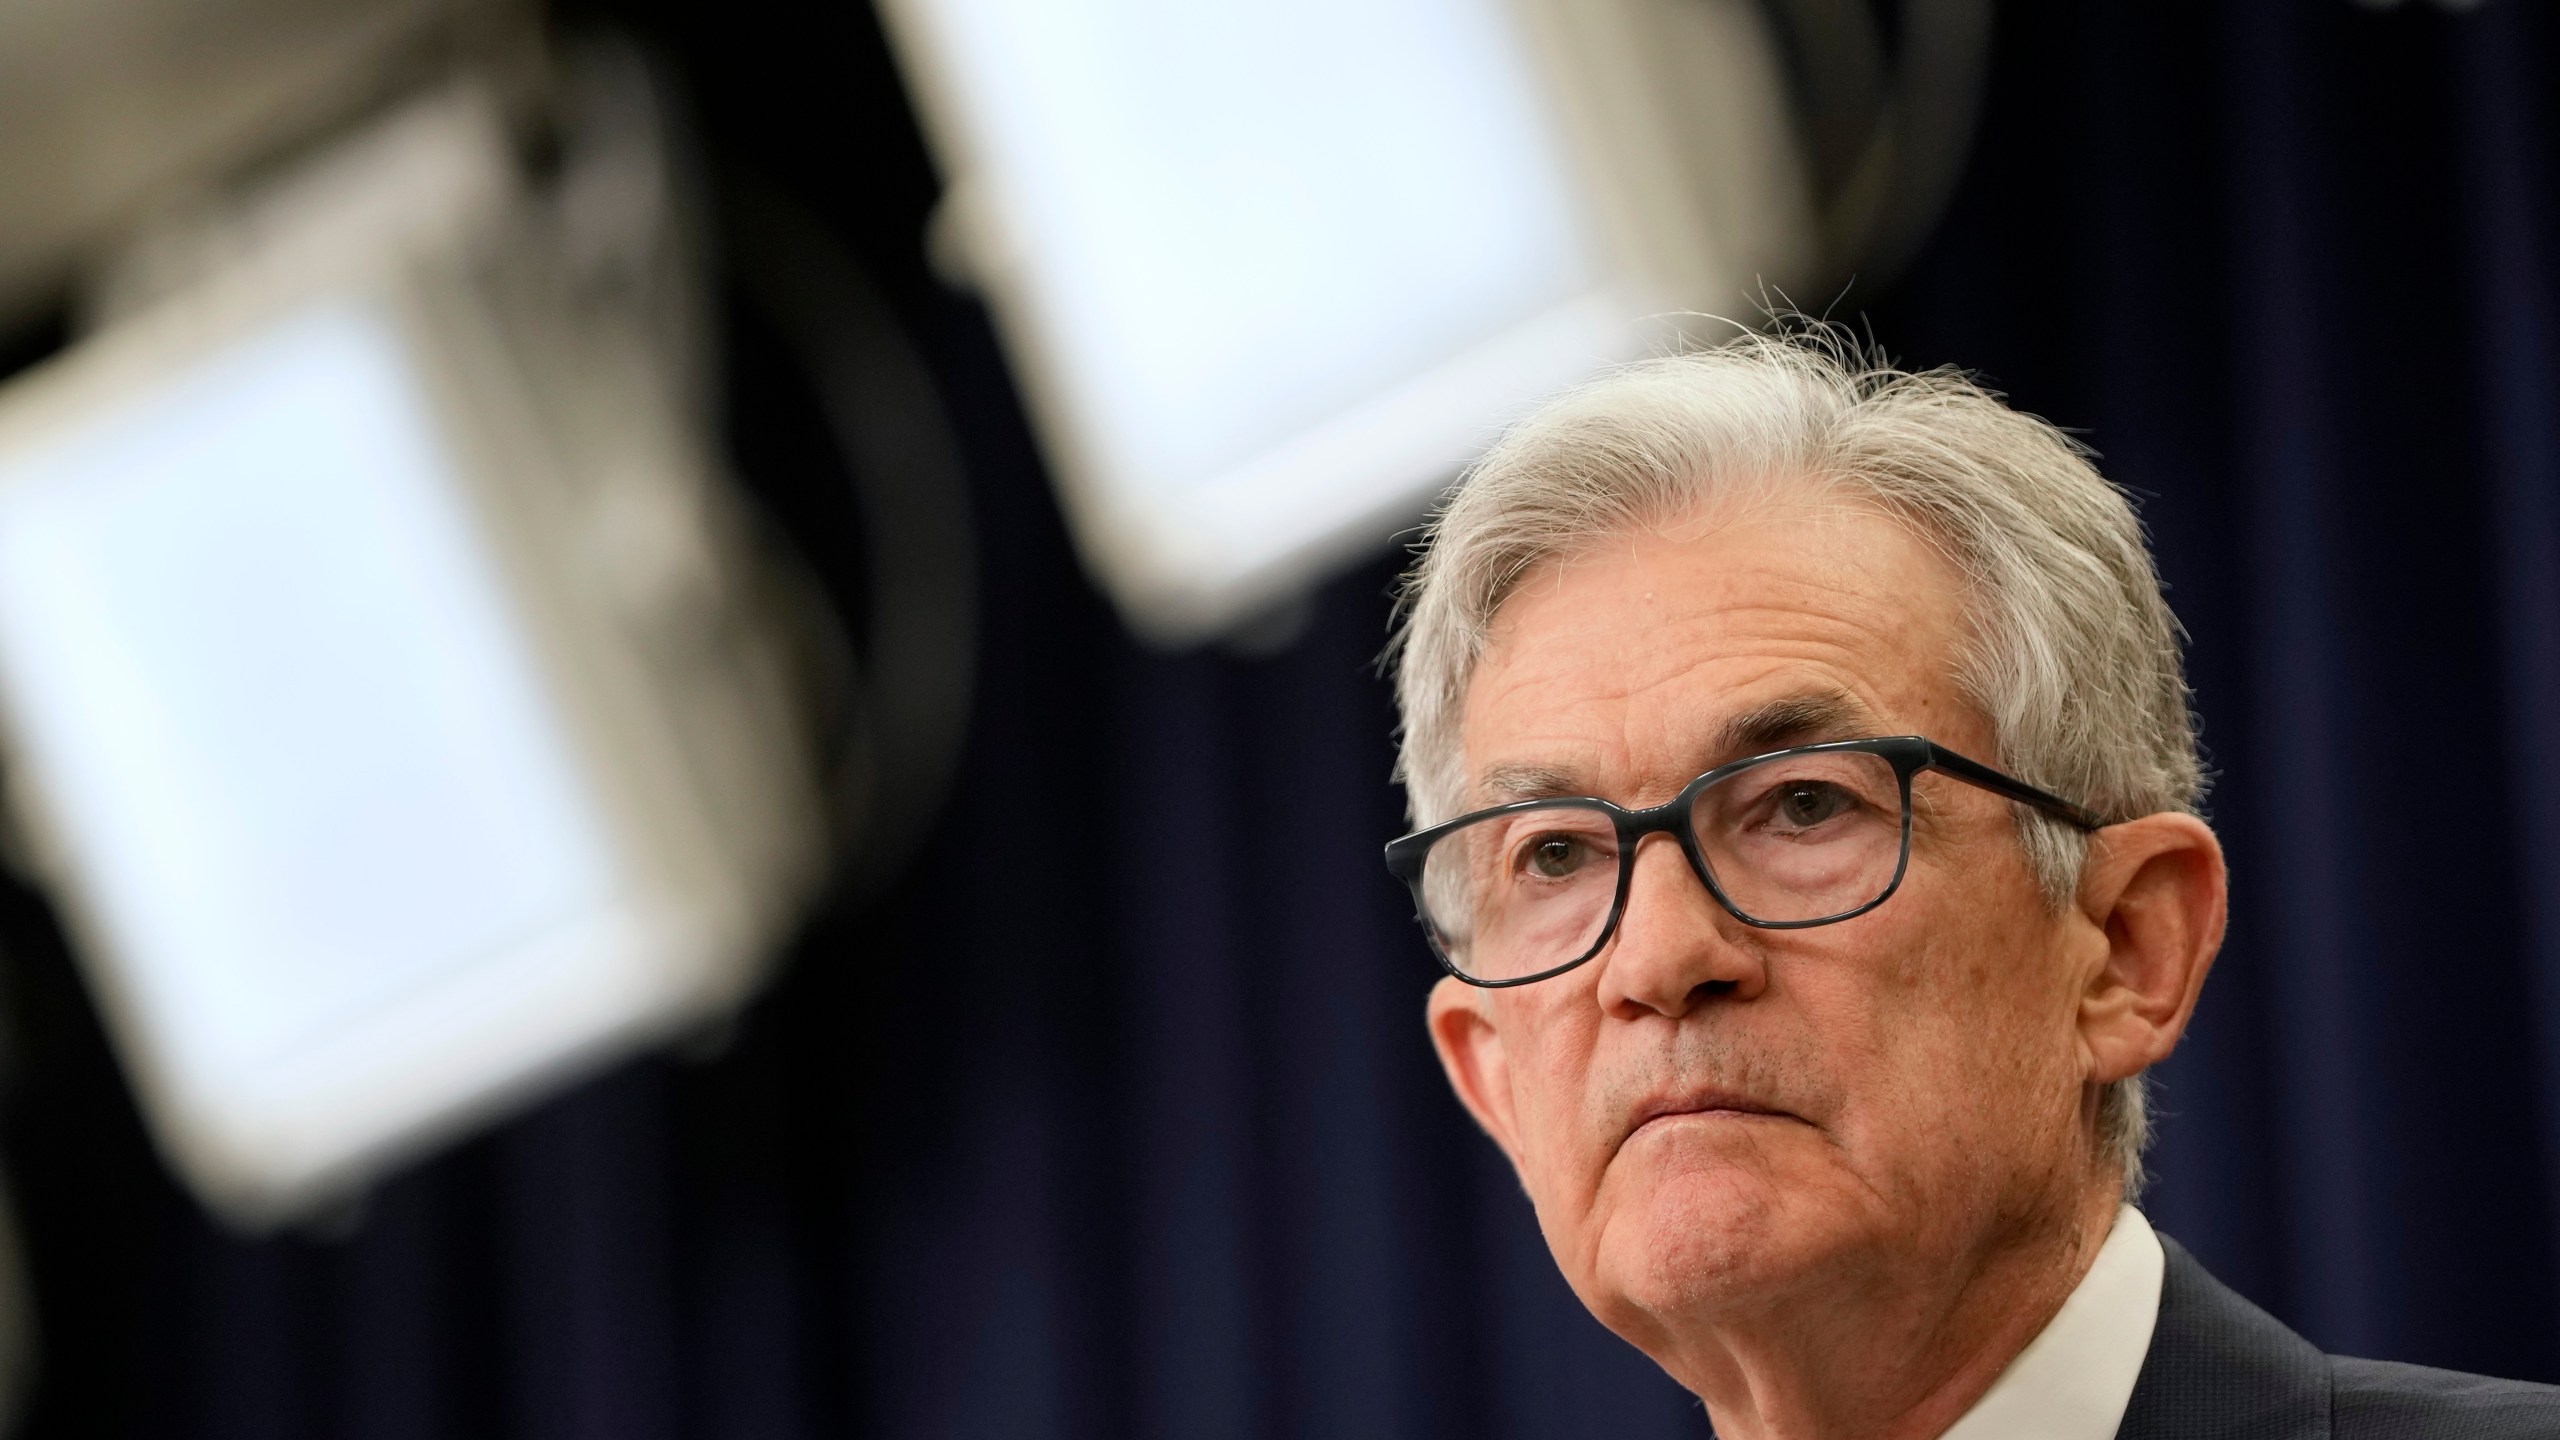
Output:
top-left (0, 67), bottom-right (834, 1229)
top-left (871, 0), bottom-right (1989, 643)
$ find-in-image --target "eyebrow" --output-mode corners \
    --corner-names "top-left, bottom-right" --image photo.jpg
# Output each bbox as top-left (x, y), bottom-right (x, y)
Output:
top-left (1468, 688), bottom-right (1884, 808)
top-left (1713, 689), bottom-right (1880, 759)
top-left (1476, 762), bottom-right (1586, 806)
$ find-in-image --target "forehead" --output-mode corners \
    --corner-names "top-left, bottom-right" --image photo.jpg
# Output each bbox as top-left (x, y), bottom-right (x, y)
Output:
top-left (1460, 496), bottom-right (1977, 801)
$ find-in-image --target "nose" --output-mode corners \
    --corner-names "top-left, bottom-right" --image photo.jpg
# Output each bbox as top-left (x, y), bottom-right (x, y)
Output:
top-left (1593, 831), bottom-right (1769, 1018)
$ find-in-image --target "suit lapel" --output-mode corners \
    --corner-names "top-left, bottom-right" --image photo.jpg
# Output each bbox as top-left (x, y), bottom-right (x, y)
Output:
top-left (2114, 1235), bottom-right (2330, 1440)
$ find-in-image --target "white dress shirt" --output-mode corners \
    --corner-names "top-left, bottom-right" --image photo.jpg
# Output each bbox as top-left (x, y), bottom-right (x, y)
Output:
top-left (1937, 1206), bottom-right (2166, 1440)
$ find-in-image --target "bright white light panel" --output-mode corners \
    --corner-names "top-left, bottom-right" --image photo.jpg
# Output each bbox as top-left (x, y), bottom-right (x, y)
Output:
top-left (881, 0), bottom-right (1649, 637)
top-left (0, 297), bottom-right (720, 1220)
top-left (0, 304), bottom-right (615, 1078)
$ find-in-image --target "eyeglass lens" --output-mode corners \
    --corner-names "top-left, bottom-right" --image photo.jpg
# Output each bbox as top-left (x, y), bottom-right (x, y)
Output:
top-left (1418, 749), bottom-right (1905, 982)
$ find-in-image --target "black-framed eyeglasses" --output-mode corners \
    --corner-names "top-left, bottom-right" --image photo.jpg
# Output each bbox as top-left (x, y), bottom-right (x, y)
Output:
top-left (1382, 735), bottom-right (2102, 988)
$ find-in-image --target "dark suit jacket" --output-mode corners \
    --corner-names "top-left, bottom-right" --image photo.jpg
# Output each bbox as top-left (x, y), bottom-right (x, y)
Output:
top-left (2115, 1235), bottom-right (2560, 1438)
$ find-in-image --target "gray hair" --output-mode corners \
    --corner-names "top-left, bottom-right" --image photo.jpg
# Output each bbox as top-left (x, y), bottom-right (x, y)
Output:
top-left (1388, 325), bottom-right (2201, 1194)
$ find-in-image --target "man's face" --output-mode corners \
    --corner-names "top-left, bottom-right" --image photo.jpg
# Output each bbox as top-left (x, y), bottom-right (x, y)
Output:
top-left (1431, 494), bottom-right (2101, 1356)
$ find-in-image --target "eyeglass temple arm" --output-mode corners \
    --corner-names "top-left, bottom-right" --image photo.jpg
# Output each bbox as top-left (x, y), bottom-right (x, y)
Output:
top-left (1920, 743), bottom-right (2105, 831)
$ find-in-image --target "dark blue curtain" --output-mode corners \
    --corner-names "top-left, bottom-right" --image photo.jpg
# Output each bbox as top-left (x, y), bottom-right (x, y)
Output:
top-left (5, 1), bottom-right (2560, 1435)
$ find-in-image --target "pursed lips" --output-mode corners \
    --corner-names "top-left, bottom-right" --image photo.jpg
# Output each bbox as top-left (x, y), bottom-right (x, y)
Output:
top-left (1619, 1090), bottom-right (1804, 1153)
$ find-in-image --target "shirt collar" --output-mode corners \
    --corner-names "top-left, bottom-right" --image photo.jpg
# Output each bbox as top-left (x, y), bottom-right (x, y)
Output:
top-left (1937, 1205), bottom-right (2165, 1440)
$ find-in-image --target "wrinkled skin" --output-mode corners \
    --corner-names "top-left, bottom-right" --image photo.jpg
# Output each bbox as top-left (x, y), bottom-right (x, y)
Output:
top-left (1424, 495), bottom-right (2225, 1440)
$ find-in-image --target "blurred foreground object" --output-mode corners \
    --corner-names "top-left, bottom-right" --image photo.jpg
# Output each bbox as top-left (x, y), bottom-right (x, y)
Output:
top-left (0, 75), bottom-right (829, 1228)
top-left (875, 0), bottom-right (1990, 642)
top-left (875, 0), bottom-right (1811, 640)
top-left (0, 0), bottom-right (534, 329)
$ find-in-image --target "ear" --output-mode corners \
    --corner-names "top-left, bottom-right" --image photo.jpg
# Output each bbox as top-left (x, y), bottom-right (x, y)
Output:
top-left (1427, 976), bottom-right (1525, 1164)
top-left (2073, 812), bottom-right (2227, 1087)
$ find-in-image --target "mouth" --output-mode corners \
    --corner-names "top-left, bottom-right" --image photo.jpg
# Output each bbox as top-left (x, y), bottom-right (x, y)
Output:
top-left (1623, 1091), bottom-right (1802, 1146)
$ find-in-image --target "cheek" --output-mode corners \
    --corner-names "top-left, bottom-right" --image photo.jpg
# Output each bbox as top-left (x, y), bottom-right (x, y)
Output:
top-left (1494, 1004), bottom-right (1617, 1219)
top-left (1825, 898), bottom-right (2084, 1181)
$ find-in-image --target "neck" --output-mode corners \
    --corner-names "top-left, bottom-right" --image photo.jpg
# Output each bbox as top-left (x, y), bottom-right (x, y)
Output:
top-left (1667, 1180), bottom-right (2122, 1440)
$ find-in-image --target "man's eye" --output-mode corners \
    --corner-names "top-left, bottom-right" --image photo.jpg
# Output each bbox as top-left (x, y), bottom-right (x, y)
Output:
top-left (1772, 782), bottom-right (1853, 829)
top-left (1521, 835), bottom-right (1592, 878)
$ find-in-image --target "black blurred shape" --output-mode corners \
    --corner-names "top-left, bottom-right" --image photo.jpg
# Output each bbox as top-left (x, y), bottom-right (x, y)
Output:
top-left (721, 180), bottom-right (976, 898)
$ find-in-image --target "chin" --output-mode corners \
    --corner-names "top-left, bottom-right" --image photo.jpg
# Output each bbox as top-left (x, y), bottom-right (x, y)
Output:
top-left (1586, 1138), bottom-right (1846, 1323)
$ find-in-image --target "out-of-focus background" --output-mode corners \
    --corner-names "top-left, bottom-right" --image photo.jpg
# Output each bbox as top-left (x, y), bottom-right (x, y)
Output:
top-left (0, 0), bottom-right (2554, 1434)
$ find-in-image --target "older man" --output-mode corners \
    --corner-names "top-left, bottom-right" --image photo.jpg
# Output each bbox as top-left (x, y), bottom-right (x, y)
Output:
top-left (1383, 333), bottom-right (2560, 1439)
